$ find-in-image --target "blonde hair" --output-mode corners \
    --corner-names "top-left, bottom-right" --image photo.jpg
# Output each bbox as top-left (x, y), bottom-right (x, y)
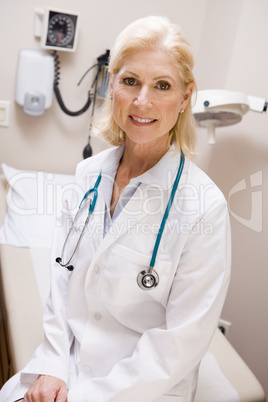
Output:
top-left (92, 16), bottom-right (197, 158)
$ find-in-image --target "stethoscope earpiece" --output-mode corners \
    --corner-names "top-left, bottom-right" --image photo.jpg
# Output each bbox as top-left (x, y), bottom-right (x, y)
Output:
top-left (137, 270), bottom-right (159, 291)
top-left (55, 257), bottom-right (74, 272)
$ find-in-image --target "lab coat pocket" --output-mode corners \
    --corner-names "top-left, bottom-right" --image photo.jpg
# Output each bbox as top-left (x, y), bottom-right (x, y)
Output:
top-left (100, 243), bottom-right (173, 331)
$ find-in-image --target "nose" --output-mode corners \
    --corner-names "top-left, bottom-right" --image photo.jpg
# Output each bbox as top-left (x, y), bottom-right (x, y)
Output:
top-left (133, 86), bottom-right (152, 108)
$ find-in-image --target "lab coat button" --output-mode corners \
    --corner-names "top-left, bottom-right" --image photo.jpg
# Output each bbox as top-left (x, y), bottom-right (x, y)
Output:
top-left (81, 364), bottom-right (92, 374)
top-left (94, 312), bottom-right (102, 321)
top-left (74, 226), bottom-right (80, 233)
top-left (94, 265), bottom-right (100, 273)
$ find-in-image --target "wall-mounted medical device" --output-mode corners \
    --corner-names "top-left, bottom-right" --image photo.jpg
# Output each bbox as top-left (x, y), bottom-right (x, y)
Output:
top-left (15, 49), bottom-right (54, 116)
top-left (15, 4), bottom-right (108, 158)
top-left (15, 8), bottom-right (79, 116)
top-left (193, 89), bottom-right (267, 144)
top-left (35, 8), bottom-right (79, 52)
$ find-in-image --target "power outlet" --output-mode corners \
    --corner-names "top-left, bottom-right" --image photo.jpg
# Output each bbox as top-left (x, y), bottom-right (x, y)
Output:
top-left (218, 318), bottom-right (232, 337)
top-left (0, 101), bottom-right (10, 127)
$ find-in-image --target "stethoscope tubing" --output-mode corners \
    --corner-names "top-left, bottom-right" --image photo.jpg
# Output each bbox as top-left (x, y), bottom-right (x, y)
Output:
top-left (79, 172), bottom-right (102, 213)
top-left (56, 213), bottom-right (91, 270)
top-left (56, 152), bottom-right (185, 289)
top-left (149, 152), bottom-right (185, 272)
top-left (136, 151), bottom-right (184, 290)
top-left (56, 172), bottom-right (102, 270)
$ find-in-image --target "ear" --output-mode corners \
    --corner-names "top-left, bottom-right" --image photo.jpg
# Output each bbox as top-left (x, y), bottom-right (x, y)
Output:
top-left (181, 82), bottom-right (194, 110)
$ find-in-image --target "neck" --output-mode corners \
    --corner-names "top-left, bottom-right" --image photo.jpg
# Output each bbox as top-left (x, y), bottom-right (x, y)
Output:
top-left (120, 137), bottom-right (170, 180)
top-left (110, 136), bottom-right (170, 218)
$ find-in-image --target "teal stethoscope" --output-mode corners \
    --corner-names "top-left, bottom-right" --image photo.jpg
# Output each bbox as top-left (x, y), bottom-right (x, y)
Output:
top-left (56, 152), bottom-right (185, 291)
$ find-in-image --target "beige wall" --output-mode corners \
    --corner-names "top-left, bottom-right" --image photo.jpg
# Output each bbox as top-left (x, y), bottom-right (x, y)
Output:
top-left (194, 0), bottom-right (268, 395)
top-left (0, 0), bottom-right (267, 396)
top-left (0, 0), bottom-right (207, 174)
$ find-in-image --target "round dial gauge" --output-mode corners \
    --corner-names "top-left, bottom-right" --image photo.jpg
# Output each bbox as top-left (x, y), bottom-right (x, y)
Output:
top-left (46, 12), bottom-right (76, 48)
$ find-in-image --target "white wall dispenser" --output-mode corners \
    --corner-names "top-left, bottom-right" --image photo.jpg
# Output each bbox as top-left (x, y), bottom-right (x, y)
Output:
top-left (15, 49), bottom-right (54, 116)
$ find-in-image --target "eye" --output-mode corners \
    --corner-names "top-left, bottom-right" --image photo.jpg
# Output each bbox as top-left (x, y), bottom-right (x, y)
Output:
top-left (157, 81), bottom-right (171, 91)
top-left (123, 77), bottom-right (138, 86)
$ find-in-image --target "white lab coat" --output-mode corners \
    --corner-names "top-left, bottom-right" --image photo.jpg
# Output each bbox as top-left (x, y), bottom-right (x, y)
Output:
top-left (1, 146), bottom-right (231, 402)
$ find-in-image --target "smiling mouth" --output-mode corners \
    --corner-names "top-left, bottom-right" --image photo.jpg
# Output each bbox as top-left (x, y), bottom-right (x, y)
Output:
top-left (130, 115), bottom-right (157, 124)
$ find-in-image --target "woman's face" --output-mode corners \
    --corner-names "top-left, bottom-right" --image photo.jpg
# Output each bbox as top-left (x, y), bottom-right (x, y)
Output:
top-left (110, 48), bottom-right (192, 148)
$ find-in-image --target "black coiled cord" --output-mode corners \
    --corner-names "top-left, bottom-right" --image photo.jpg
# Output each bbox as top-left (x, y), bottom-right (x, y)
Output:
top-left (52, 51), bottom-right (92, 117)
top-left (53, 50), bottom-right (60, 87)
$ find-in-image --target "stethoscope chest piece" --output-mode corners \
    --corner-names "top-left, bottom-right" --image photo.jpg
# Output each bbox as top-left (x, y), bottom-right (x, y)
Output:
top-left (137, 269), bottom-right (159, 291)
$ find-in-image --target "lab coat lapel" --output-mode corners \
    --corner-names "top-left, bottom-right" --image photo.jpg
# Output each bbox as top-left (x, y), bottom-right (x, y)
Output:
top-left (92, 183), bottom-right (150, 258)
top-left (90, 146), bottom-right (184, 261)
top-left (82, 146), bottom-right (123, 253)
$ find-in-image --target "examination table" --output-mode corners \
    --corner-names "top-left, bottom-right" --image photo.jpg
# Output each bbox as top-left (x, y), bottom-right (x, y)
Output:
top-left (0, 172), bottom-right (265, 401)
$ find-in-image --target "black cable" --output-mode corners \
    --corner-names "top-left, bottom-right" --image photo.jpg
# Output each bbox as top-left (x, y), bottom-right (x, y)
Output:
top-left (53, 51), bottom-right (92, 117)
top-left (77, 63), bottom-right (98, 86)
top-left (82, 64), bottom-right (101, 159)
top-left (81, 50), bottom-right (110, 158)
top-left (77, 50), bottom-right (110, 87)
top-left (53, 86), bottom-right (92, 117)
top-left (52, 50), bottom-right (110, 117)
top-left (52, 49), bottom-right (110, 157)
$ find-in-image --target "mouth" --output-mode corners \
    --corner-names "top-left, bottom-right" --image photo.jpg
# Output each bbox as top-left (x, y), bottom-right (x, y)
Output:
top-left (130, 115), bottom-right (157, 125)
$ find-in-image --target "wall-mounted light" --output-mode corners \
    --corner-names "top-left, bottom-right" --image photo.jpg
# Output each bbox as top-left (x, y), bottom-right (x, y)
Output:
top-left (193, 90), bottom-right (267, 144)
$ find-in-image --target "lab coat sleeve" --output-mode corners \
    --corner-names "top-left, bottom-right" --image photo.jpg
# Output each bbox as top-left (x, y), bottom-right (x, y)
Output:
top-left (20, 201), bottom-right (75, 385)
top-left (67, 199), bottom-right (231, 402)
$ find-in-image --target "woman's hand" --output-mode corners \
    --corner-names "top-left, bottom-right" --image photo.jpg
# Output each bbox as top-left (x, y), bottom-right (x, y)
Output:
top-left (23, 375), bottom-right (68, 402)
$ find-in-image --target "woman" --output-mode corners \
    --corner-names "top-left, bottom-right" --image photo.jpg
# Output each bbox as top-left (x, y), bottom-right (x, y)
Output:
top-left (1, 16), bottom-right (231, 402)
